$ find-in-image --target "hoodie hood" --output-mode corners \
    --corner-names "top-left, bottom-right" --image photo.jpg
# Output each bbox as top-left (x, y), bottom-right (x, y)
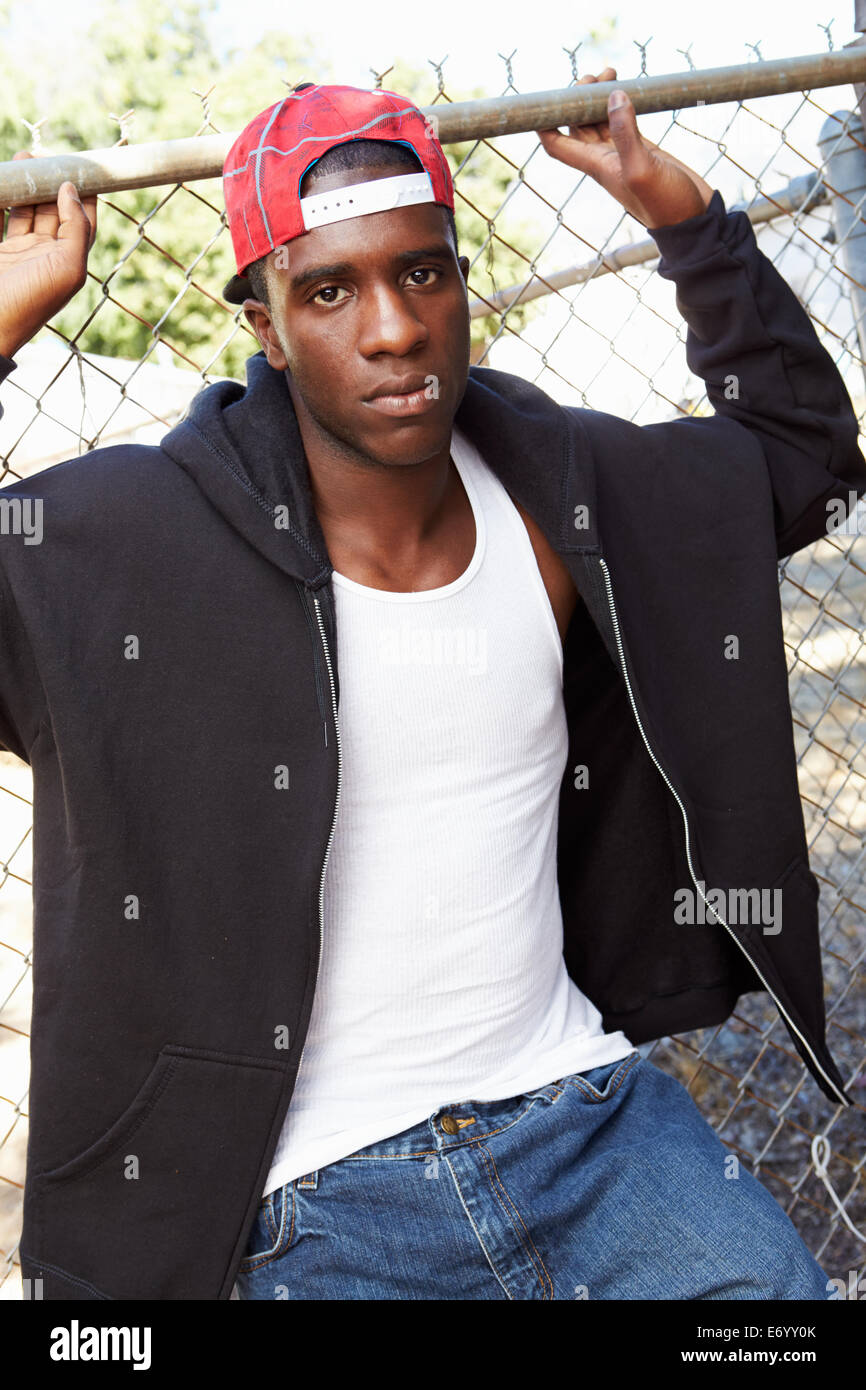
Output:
top-left (159, 350), bottom-right (601, 591)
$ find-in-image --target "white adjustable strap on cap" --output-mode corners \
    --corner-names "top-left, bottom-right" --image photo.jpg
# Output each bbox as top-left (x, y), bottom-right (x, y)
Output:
top-left (300, 171), bottom-right (435, 231)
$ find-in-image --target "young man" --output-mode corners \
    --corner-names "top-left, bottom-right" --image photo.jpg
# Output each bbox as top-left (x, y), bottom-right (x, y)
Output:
top-left (0, 75), bottom-right (862, 1301)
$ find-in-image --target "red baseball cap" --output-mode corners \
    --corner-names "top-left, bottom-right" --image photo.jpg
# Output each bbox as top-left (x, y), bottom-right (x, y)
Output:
top-left (221, 82), bottom-right (455, 304)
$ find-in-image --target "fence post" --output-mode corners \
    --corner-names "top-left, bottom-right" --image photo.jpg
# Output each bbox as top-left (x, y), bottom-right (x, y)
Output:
top-left (818, 108), bottom-right (866, 382)
top-left (847, 0), bottom-right (866, 134)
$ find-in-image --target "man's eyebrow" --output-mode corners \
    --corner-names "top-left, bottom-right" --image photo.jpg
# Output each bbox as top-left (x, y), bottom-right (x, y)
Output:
top-left (288, 244), bottom-right (454, 293)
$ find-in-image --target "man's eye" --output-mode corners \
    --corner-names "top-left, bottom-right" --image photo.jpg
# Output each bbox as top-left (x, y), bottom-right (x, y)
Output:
top-left (408, 267), bottom-right (440, 285)
top-left (311, 285), bottom-right (349, 305)
top-left (309, 267), bottom-right (440, 305)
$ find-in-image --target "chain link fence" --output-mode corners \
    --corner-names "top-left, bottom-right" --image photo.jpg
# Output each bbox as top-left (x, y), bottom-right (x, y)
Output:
top-left (1, 38), bottom-right (865, 1299)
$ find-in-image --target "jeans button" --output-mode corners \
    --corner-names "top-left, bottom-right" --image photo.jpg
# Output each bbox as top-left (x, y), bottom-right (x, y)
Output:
top-left (440, 1114), bottom-right (459, 1135)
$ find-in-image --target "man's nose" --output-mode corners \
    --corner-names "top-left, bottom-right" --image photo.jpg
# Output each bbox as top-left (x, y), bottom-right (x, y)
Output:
top-left (358, 286), bottom-right (429, 356)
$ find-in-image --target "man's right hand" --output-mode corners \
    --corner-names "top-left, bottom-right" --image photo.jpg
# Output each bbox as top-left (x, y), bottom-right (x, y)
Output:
top-left (0, 150), bottom-right (97, 359)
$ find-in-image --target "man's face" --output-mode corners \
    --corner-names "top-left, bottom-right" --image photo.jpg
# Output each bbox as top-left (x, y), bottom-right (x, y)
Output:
top-left (243, 164), bottom-right (472, 469)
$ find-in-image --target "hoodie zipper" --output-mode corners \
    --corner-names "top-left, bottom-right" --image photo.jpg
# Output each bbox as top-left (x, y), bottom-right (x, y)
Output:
top-left (598, 557), bottom-right (849, 1108)
top-left (295, 589), bottom-right (343, 1086)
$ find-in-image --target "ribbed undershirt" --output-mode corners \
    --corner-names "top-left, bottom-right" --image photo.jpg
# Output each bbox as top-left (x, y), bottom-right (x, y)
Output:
top-left (263, 425), bottom-right (633, 1195)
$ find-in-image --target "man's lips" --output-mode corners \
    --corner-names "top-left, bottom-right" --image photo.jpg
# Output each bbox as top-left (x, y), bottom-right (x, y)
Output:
top-left (362, 385), bottom-right (439, 418)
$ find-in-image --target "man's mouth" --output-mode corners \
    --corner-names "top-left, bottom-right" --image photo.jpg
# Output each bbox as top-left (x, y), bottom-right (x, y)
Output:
top-left (362, 386), bottom-right (439, 418)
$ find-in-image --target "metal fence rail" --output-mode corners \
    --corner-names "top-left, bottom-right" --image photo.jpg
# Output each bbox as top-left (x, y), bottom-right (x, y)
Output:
top-left (0, 38), bottom-right (865, 1299)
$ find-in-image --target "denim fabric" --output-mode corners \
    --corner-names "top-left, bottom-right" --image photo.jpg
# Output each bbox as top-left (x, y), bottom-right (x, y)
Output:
top-left (236, 1050), bottom-right (831, 1300)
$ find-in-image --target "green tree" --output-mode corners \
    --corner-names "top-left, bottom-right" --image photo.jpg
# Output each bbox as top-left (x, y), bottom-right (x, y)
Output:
top-left (0, 0), bottom-right (327, 379)
top-left (0, 2), bottom-right (616, 381)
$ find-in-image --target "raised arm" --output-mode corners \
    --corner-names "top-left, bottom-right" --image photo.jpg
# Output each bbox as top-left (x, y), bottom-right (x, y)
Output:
top-left (537, 69), bottom-right (866, 558)
top-left (647, 193), bottom-right (866, 557)
top-left (0, 152), bottom-right (97, 757)
top-left (0, 149), bottom-right (97, 359)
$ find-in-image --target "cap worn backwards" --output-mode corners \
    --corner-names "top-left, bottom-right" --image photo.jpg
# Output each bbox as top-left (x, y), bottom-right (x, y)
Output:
top-left (221, 82), bottom-right (455, 305)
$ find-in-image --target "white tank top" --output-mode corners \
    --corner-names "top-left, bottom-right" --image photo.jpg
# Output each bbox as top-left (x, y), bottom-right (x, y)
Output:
top-left (263, 425), bottom-right (634, 1195)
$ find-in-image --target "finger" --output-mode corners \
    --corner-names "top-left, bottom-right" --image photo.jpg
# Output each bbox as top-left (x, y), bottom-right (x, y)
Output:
top-left (81, 202), bottom-right (98, 250)
top-left (7, 151), bottom-right (68, 241)
top-left (4, 204), bottom-right (35, 237)
top-left (571, 87), bottom-right (605, 141)
top-left (33, 196), bottom-right (61, 238)
top-left (596, 66), bottom-right (616, 134)
top-left (606, 88), bottom-right (654, 188)
top-left (568, 116), bottom-right (612, 142)
top-left (6, 151), bottom-right (96, 239)
top-left (571, 69), bottom-right (617, 141)
top-left (585, 68), bottom-right (616, 139)
top-left (19, 154), bottom-right (64, 240)
top-left (541, 66), bottom-right (617, 151)
top-left (56, 182), bottom-right (93, 261)
top-left (535, 126), bottom-right (602, 176)
top-left (3, 151), bottom-right (37, 238)
top-left (78, 189), bottom-right (98, 250)
top-left (563, 75), bottom-right (604, 144)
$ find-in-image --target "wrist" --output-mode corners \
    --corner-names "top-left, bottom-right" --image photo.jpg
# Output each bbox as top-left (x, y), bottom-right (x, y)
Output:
top-left (648, 191), bottom-right (716, 234)
top-left (649, 188), bottom-right (727, 248)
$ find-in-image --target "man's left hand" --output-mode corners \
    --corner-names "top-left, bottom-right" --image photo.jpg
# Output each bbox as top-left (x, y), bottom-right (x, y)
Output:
top-left (536, 66), bottom-right (715, 230)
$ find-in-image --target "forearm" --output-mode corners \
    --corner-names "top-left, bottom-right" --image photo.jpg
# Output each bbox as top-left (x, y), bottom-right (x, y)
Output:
top-left (0, 331), bottom-right (23, 357)
top-left (650, 189), bottom-right (866, 552)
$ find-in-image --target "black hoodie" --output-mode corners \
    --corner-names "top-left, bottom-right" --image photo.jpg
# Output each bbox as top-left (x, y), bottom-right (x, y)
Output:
top-left (1, 189), bottom-right (864, 1300)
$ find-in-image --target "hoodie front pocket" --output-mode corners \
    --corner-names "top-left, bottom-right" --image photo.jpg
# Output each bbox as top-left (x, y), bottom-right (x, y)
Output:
top-left (30, 1044), bottom-right (287, 1300)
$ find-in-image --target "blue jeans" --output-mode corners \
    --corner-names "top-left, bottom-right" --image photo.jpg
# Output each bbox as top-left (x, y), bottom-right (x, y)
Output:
top-left (236, 1050), bottom-right (831, 1300)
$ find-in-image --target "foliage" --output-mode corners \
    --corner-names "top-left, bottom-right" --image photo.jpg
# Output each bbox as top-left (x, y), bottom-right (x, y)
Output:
top-left (0, 1), bottom-right (596, 381)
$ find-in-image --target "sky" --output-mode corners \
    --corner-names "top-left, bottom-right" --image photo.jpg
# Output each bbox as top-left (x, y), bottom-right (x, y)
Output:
top-left (2, 0), bottom-right (863, 416)
top-left (2, 0), bottom-right (858, 97)
top-left (209, 0), bottom-right (850, 93)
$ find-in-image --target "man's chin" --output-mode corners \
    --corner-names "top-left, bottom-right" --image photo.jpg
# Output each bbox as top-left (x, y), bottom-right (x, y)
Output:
top-left (353, 405), bottom-right (458, 458)
top-left (362, 417), bottom-right (456, 468)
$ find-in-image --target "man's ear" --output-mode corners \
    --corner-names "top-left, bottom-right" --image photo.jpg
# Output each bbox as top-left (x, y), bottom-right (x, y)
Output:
top-left (458, 255), bottom-right (470, 284)
top-left (242, 300), bottom-right (288, 370)
top-left (242, 298), bottom-right (267, 330)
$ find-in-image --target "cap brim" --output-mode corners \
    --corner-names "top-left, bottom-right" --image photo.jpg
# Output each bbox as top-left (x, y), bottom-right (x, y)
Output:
top-left (222, 272), bottom-right (254, 305)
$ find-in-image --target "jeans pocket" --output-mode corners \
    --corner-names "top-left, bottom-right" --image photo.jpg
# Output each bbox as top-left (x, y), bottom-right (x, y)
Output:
top-left (564, 1049), bottom-right (642, 1103)
top-left (239, 1183), bottom-right (294, 1272)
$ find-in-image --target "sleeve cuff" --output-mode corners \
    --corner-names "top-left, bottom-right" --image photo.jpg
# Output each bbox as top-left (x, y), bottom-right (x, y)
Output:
top-left (647, 188), bottom-right (752, 272)
top-left (0, 353), bottom-right (18, 387)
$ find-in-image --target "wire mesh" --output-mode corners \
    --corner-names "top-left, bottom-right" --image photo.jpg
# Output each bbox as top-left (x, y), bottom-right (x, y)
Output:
top-left (0, 42), bottom-right (865, 1301)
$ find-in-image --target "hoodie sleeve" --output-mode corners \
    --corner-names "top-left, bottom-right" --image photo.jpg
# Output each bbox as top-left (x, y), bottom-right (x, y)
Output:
top-left (649, 189), bottom-right (866, 559)
top-left (0, 546), bottom-right (45, 763)
top-left (0, 354), bottom-right (45, 759)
